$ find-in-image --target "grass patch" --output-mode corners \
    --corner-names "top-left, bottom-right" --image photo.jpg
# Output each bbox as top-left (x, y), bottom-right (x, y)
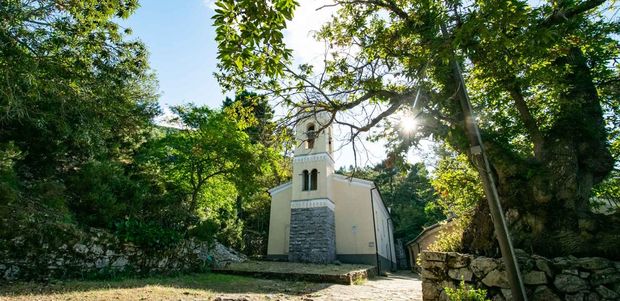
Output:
top-left (0, 272), bottom-right (327, 301)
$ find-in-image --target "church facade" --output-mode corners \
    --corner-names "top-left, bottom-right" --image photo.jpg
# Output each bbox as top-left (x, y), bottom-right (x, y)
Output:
top-left (267, 112), bottom-right (396, 273)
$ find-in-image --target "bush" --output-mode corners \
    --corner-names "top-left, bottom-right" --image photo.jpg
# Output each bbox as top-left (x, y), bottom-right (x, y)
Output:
top-left (0, 142), bottom-right (22, 204)
top-left (444, 279), bottom-right (489, 301)
top-left (188, 219), bottom-right (219, 243)
top-left (114, 219), bottom-right (182, 249)
top-left (67, 161), bottom-right (142, 228)
top-left (428, 219), bottom-right (466, 252)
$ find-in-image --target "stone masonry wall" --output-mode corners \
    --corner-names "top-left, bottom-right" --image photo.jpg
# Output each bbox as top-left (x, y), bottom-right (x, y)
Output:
top-left (420, 250), bottom-right (620, 301)
top-left (288, 207), bottom-right (336, 264)
top-left (0, 227), bottom-right (247, 282)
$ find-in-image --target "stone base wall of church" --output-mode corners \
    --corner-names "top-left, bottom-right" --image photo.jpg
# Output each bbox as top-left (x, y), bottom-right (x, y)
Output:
top-left (288, 206), bottom-right (336, 264)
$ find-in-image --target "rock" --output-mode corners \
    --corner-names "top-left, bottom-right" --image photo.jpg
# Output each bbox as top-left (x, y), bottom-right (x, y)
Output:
top-left (3, 265), bottom-right (20, 280)
top-left (532, 286), bottom-right (561, 301)
top-left (482, 270), bottom-right (509, 288)
top-left (471, 257), bottom-right (498, 278)
top-left (111, 257), bottom-right (128, 268)
top-left (590, 269), bottom-right (620, 285)
top-left (535, 258), bottom-right (554, 278)
top-left (553, 257), bottom-right (575, 269)
top-left (447, 252), bottom-right (471, 268)
top-left (565, 292), bottom-right (585, 301)
top-left (554, 274), bottom-right (588, 293)
top-left (563, 269), bottom-right (580, 276)
top-left (421, 269), bottom-right (440, 280)
top-left (73, 243), bottom-right (88, 254)
top-left (524, 271), bottom-right (547, 285)
top-left (586, 292), bottom-right (601, 301)
top-left (209, 242), bottom-right (247, 267)
top-left (501, 288), bottom-right (512, 301)
top-left (595, 285), bottom-right (618, 299)
top-left (422, 280), bottom-right (440, 300)
top-left (421, 260), bottom-right (446, 270)
top-left (421, 251), bottom-right (447, 262)
top-left (579, 271), bottom-right (590, 278)
top-left (448, 267), bottom-right (473, 282)
top-left (90, 244), bottom-right (104, 255)
top-left (578, 258), bottom-right (610, 270)
top-left (95, 258), bottom-right (109, 268)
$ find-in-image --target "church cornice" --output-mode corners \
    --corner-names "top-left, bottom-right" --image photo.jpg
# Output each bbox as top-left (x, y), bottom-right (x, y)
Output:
top-left (293, 152), bottom-right (334, 164)
top-left (290, 198), bottom-right (335, 211)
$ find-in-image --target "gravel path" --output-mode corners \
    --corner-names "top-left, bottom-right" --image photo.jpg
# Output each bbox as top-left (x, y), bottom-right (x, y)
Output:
top-left (213, 271), bottom-right (423, 301)
top-left (306, 271), bottom-right (423, 301)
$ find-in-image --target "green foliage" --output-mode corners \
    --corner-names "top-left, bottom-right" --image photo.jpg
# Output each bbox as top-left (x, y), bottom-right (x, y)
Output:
top-left (213, 0), bottom-right (298, 87)
top-left (213, 0), bottom-right (620, 256)
top-left (430, 149), bottom-right (484, 218)
top-left (427, 219), bottom-right (465, 253)
top-left (67, 161), bottom-right (139, 228)
top-left (114, 219), bottom-right (182, 249)
top-left (1, 0), bottom-right (158, 177)
top-left (0, 142), bottom-right (21, 204)
top-left (444, 279), bottom-right (489, 301)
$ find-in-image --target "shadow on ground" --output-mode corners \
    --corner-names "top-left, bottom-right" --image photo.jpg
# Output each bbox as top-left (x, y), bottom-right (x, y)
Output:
top-left (0, 272), bottom-right (332, 298)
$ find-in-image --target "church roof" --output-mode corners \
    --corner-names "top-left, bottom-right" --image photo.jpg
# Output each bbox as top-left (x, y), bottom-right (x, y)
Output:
top-left (268, 181), bottom-right (292, 195)
top-left (332, 174), bottom-right (374, 188)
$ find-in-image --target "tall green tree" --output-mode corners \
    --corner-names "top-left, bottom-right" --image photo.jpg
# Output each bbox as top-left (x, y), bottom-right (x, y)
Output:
top-left (214, 0), bottom-right (620, 258)
top-left (0, 0), bottom-right (158, 177)
top-left (141, 104), bottom-right (267, 231)
top-left (222, 92), bottom-right (292, 255)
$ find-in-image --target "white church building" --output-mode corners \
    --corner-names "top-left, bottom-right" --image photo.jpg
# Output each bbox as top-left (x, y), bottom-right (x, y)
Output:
top-left (267, 112), bottom-right (396, 273)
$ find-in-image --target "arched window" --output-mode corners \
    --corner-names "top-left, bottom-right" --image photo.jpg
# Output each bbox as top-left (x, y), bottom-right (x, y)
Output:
top-left (306, 124), bottom-right (315, 149)
top-left (310, 169), bottom-right (318, 190)
top-left (302, 170), bottom-right (309, 191)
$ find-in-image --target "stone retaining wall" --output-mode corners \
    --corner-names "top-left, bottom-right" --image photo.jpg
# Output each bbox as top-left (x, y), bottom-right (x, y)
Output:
top-left (420, 250), bottom-right (620, 300)
top-left (0, 228), bottom-right (246, 282)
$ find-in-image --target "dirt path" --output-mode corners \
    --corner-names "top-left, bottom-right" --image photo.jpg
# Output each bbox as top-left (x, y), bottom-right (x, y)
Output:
top-left (302, 271), bottom-right (423, 301)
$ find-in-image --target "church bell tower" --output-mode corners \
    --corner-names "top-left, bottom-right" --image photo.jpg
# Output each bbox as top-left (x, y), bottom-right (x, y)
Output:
top-left (288, 111), bottom-right (336, 263)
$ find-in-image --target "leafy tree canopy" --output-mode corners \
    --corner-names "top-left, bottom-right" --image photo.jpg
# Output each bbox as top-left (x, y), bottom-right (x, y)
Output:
top-left (214, 0), bottom-right (620, 258)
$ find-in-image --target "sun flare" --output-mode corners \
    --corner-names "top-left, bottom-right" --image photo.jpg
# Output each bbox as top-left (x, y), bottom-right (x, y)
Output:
top-left (400, 117), bottom-right (418, 133)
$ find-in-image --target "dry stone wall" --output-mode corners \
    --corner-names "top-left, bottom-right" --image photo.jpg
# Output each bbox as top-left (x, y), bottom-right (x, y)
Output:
top-left (0, 228), bottom-right (246, 282)
top-left (420, 250), bottom-right (620, 301)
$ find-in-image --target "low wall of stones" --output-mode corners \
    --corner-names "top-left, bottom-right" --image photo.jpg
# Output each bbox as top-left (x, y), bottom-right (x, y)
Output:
top-left (420, 250), bottom-right (620, 301)
top-left (0, 227), bottom-right (247, 282)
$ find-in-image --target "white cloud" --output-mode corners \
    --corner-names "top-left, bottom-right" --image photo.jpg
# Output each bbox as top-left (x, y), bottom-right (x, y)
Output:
top-left (284, 0), bottom-right (337, 66)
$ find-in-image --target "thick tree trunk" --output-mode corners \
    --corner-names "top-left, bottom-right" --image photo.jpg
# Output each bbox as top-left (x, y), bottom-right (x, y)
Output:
top-left (462, 47), bottom-right (620, 259)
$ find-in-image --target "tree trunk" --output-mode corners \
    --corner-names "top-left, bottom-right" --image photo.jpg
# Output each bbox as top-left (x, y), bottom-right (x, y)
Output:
top-left (462, 47), bottom-right (620, 259)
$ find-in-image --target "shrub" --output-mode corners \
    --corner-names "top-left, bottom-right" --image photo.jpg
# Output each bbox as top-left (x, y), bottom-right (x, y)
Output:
top-left (428, 219), bottom-right (466, 252)
top-left (188, 219), bottom-right (219, 243)
top-left (444, 279), bottom-right (489, 301)
top-left (114, 218), bottom-right (182, 249)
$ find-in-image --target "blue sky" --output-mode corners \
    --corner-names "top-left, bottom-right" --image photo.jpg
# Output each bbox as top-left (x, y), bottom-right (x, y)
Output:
top-left (121, 1), bottom-right (227, 109)
top-left (120, 0), bottom-right (433, 169)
